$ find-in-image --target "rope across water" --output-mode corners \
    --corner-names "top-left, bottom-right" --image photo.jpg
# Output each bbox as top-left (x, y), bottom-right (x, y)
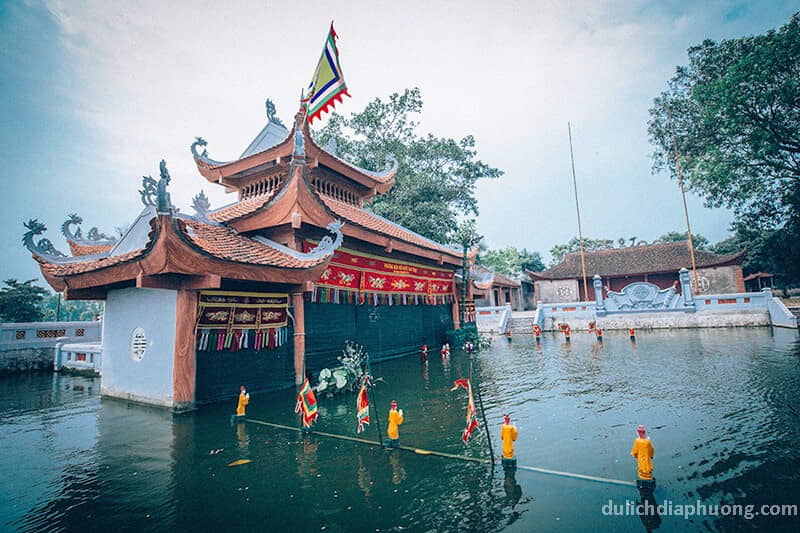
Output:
top-left (244, 418), bottom-right (635, 487)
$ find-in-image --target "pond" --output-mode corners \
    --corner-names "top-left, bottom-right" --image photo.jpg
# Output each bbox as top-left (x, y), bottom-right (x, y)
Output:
top-left (1, 328), bottom-right (799, 531)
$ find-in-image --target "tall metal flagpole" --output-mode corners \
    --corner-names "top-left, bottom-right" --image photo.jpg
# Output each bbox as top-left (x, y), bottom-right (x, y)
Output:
top-left (672, 137), bottom-right (700, 291)
top-left (568, 123), bottom-right (589, 300)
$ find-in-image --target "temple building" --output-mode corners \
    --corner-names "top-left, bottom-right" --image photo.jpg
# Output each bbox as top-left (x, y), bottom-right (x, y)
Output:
top-left (471, 265), bottom-right (524, 310)
top-left (528, 241), bottom-right (746, 304)
top-left (24, 102), bottom-right (470, 410)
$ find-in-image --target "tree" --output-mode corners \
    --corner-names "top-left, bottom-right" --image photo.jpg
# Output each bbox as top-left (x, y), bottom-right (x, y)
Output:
top-left (41, 294), bottom-right (103, 321)
top-left (549, 237), bottom-right (615, 266)
top-left (316, 88), bottom-right (502, 244)
top-left (654, 231), bottom-right (709, 250)
top-left (648, 13), bottom-right (800, 284)
top-left (478, 246), bottom-right (544, 276)
top-left (0, 279), bottom-right (48, 322)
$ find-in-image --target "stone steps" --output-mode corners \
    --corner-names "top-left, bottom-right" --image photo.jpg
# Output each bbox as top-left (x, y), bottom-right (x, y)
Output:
top-left (507, 316), bottom-right (534, 334)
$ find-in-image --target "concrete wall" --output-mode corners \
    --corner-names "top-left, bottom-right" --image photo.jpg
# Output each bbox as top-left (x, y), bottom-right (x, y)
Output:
top-left (694, 265), bottom-right (742, 294)
top-left (0, 347), bottom-right (53, 373)
top-left (0, 320), bottom-right (102, 373)
top-left (537, 287), bottom-right (785, 330)
top-left (101, 287), bottom-right (178, 407)
top-left (536, 279), bottom-right (580, 304)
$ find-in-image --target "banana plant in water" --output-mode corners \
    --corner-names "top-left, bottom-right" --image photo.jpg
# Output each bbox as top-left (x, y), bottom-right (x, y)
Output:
top-left (315, 341), bottom-right (367, 396)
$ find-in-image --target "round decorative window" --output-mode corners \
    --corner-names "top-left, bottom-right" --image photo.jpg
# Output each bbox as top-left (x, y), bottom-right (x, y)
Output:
top-left (130, 327), bottom-right (147, 362)
top-left (556, 286), bottom-right (574, 301)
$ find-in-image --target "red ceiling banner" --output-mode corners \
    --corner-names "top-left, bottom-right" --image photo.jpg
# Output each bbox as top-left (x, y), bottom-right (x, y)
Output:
top-left (303, 242), bottom-right (455, 302)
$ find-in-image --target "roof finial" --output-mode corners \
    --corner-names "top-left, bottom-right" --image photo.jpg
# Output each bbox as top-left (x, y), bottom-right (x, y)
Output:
top-left (192, 190), bottom-right (211, 218)
top-left (23, 219), bottom-right (67, 258)
top-left (139, 160), bottom-right (174, 215)
top-left (265, 99), bottom-right (285, 128)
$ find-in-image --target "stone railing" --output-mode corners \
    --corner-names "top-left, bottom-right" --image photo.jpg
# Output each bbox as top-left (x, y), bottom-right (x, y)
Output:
top-left (0, 321), bottom-right (102, 372)
top-left (0, 320), bottom-right (101, 350)
top-left (475, 304), bottom-right (512, 333)
top-left (536, 278), bottom-right (797, 330)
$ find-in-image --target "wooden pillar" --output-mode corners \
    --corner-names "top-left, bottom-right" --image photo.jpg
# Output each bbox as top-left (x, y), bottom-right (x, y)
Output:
top-left (173, 289), bottom-right (197, 411)
top-left (452, 298), bottom-right (461, 329)
top-left (291, 291), bottom-right (306, 385)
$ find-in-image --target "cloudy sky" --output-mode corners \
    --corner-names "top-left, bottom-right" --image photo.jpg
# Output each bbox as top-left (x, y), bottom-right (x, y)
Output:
top-left (1, 0), bottom-right (797, 284)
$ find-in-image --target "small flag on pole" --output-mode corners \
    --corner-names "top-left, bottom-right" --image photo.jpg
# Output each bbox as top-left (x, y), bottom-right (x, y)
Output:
top-left (356, 384), bottom-right (370, 433)
top-left (451, 378), bottom-right (479, 444)
top-left (303, 22), bottom-right (350, 124)
top-left (295, 378), bottom-right (318, 428)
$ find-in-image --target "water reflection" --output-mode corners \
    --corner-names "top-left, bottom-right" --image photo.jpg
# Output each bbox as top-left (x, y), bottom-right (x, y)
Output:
top-left (387, 449), bottom-right (406, 485)
top-left (636, 491), bottom-right (663, 532)
top-left (295, 434), bottom-right (319, 485)
top-left (1, 328), bottom-right (799, 531)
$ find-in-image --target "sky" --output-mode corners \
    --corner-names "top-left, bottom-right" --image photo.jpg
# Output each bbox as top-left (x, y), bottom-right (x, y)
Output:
top-left (1, 0), bottom-right (798, 286)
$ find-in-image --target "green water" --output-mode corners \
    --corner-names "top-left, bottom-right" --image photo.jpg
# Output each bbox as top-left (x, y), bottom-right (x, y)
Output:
top-left (1, 328), bottom-right (799, 531)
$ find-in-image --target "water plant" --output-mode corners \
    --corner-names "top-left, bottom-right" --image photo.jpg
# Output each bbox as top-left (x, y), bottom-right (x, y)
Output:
top-left (315, 341), bottom-right (367, 396)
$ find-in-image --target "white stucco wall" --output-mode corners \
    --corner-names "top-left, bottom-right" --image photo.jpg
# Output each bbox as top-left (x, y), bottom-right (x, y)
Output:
top-left (536, 279), bottom-right (580, 304)
top-left (101, 287), bottom-right (177, 407)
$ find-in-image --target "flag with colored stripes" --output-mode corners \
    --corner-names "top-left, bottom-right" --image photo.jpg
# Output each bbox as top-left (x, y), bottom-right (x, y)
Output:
top-left (304, 22), bottom-right (350, 124)
top-left (295, 378), bottom-right (318, 428)
top-left (451, 378), bottom-right (479, 444)
top-left (356, 384), bottom-right (370, 433)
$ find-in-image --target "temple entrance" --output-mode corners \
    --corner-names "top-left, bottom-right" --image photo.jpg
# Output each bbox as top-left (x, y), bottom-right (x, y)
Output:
top-left (193, 291), bottom-right (295, 403)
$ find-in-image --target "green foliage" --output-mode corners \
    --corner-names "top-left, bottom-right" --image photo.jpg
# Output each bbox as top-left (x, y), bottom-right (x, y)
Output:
top-left (653, 231), bottom-right (709, 250)
top-left (454, 219), bottom-right (483, 249)
top-left (648, 13), bottom-right (800, 284)
top-left (446, 324), bottom-right (490, 352)
top-left (478, 246), bottom-right (544, 275)
top-left (0, 279), bottom-right (48, 322)
top-left (549, 237), bottom-right (615, 266)
top-left (712, 224), bottom-right (800, 287)
top-left (41, 295), bottom-right (103, 322)
top-left (316, 88), bottom-right (502, 244)
top-left (0, 279), bottom-right (104, 323)
top-left (315, 341), bottom-right (367, 396)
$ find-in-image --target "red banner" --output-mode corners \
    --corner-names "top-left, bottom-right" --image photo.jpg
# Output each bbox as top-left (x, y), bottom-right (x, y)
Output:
top-left (304, 241), bottom-right (454, 299)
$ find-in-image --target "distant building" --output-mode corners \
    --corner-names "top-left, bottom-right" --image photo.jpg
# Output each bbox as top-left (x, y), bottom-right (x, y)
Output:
top-left (528, 242), bottom-right (746, 304)
top-left (471, 265), bottom-right (523, 310)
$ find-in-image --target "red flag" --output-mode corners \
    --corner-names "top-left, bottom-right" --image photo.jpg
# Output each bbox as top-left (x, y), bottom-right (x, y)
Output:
top-left (451, 379), bottom-right (479, 444)
top-left (356, 385), bottom-right (370, 433)
top-left (294, 378), bottom-right (318, 427)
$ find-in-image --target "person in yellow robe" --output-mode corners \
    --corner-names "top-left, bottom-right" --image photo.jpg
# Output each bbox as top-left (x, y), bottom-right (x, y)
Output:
top-left (500, 414), bottom-right (518, 470)
top-left (386, 400), bottom-right (404, 448)
top-left (236, 385), bottom-right (250, 416)
top-left (631, 425), bottom-right (655, 491)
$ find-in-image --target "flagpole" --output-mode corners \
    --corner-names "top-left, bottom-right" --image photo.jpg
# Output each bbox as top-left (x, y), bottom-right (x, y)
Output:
top-left (365, 351), bottom-right (384, 448)
top-left (672, 136), bottom-right (700, 291)
top-left (470, 361), bottom-right (495, 466)
top-left (568, 122), bottom-right (589, 301)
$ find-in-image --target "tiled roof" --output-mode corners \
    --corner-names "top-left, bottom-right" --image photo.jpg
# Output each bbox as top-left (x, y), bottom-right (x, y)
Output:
top-left (470, 265), bottom-right (520, 288)
top-left (209, 191), bottom-right (278, 223)
top-left (533, 242), bottom-right (745, 280)
top-left (39, 249), bottom-right (146, 276)
top-left (39, 215), bottom-right (328, 278)
top-left (180, 219), bottom-right (327, 269)
top-left (240, 121), bottom-right (290, 158)
top-left (319, 195), bottom-right (461, 258)
top-left (67, 240), bottom-right (115, 257)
